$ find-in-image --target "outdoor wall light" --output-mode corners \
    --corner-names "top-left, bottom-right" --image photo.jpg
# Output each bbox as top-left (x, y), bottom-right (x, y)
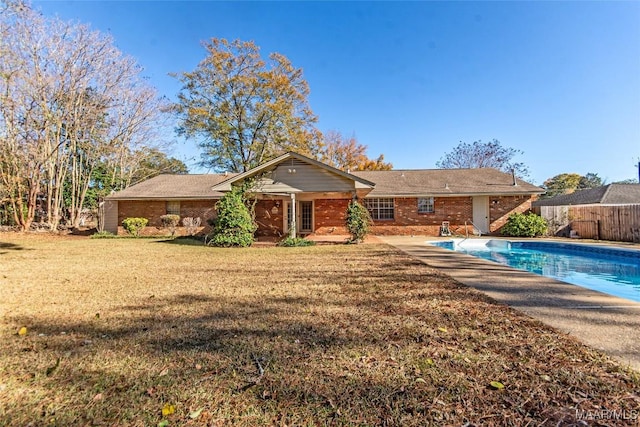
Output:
top-left (288, 168), bottom-right (296, 174)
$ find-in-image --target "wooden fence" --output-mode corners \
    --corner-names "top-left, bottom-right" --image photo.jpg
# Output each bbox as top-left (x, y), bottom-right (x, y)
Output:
top-left (535, 204), bottom-right (640, 243)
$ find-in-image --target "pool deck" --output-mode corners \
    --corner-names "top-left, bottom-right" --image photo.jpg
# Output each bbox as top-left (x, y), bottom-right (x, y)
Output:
top-left (379, 236), bottom-right (640, 372)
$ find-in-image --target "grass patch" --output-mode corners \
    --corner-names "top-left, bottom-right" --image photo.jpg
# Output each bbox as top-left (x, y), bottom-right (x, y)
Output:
top-left (277, 237), bottom-right (316, 247)
top-left (0, 234), bottom-right (638, 426)
top-left (90, 231), bottom-right (117, 239)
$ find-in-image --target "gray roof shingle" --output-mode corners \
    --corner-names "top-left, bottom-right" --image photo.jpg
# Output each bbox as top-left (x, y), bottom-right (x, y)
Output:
top-left (533, 184), bottom-right (640, 206)
top-left (106, 174), bottom-right (237, 200)
top-left (107, 167), bottom-right (544, 200)
top-left (352, 168), bottom-right (543, 197)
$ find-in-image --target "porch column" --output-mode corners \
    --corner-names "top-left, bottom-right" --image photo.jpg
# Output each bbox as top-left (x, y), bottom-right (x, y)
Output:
top-left (289, 193), bottom-right (296, 239)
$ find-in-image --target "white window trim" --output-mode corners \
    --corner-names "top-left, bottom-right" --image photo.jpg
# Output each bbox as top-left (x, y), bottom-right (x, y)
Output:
top-left (364, 198), bottom-right (395, 221)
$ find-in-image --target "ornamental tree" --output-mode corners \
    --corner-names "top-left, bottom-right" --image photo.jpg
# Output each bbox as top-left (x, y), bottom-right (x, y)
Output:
top-left (436, 139), bottom-right (529, 178)
top-left (208, 187), bottom-right (256, 247)
top-left (345, 200), bottom-right (372, 243)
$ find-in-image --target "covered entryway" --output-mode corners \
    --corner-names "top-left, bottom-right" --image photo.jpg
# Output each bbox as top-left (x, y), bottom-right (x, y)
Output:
top-left (284, 200), bottom-right (314, 235)
top-left (472, 196), bottom-right (490, 234)
top-left (209, 152), bottom-right (376, 238)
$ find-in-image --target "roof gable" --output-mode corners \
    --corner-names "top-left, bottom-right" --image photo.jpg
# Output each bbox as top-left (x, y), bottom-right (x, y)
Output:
top-left (601, 184), bottom-right (640, 204)
top-left (211, 152), bottom-right (376, 193)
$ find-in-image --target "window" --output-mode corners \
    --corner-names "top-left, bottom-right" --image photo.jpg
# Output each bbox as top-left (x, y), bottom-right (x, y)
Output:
top-left (166, 201), bottom-right (180, 216)
top-left (364, 198), bottom-right (394, 220)
top-left (417, 197), bottom-right (435, 213)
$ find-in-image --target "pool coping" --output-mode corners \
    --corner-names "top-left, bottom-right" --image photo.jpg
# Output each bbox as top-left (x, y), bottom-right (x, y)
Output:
top-left (379, 236), bottom-right (640, 372)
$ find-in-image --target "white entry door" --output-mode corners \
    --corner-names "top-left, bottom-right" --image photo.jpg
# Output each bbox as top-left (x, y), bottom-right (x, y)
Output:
top-left (299, 201), bottom-right (313, 233)
top-left (284, 201), bottom-right (313, 234)
top-left (472, 196), bottom-right (490, 234)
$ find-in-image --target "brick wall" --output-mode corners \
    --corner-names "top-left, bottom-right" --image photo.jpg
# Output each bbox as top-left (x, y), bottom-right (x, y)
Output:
top-left (299, 196), bottom-right (537, 236)
top-left (314, 199), bottom-right (350, 234)
top-left (369, 196), bottom-right (536, 236)
top-left (115, 195), bottom-right (537, 237)
top-left (255, 198), bottom-right (352, 236)
top-left (369, 197), bottom-right (472, 235)
top-left (116, 199), bottom-right (217, 236)
top-left (255, 199), bottom-right (285, 237)
top-left (181, 200), bottom-right (217, 225)
top-left (118, 200), bottom-right (165, 229)
top-left (488, 195), bottom-right (537, 233)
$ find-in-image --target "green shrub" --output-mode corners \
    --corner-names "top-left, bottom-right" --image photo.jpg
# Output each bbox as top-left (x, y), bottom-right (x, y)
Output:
top-left (345, 200), bottom-right (372, 243)
top-left (277, 237), bottom-right (316, 247)
top-left (207, 187), bottom-right (256, 247)
top-left (160, 214), bottom-right (181, 237)
top-left (501, 212), bottom-right (548, 237)
top-left (90, 230), bottom-right (116, 239)
top-left (122, 217), bottom-right (148, 237)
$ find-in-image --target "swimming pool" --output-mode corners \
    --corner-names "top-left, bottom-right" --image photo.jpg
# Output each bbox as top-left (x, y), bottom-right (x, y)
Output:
top-left (429, 239), bottom-right (640, 302)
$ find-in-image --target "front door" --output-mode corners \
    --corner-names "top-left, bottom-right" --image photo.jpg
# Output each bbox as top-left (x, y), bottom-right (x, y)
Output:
top-left (472, 196), bottom-right (490, 234)
top-left (284, 201), bottom-right (314, 234)
top-left (299, 201), bottom-right (313, 233)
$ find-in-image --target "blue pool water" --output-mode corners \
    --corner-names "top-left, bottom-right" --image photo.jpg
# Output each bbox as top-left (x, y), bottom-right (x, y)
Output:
top-left (430, 240), bottom-right (640, 302)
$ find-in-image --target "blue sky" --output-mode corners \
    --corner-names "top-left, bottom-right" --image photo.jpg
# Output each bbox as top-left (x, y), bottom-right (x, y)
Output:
top-left (34, 1), bottom-right (640, 185)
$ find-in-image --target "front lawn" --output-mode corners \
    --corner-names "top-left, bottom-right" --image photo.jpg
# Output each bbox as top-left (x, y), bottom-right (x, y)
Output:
top-left (0, 235), bottom-right (638, 426)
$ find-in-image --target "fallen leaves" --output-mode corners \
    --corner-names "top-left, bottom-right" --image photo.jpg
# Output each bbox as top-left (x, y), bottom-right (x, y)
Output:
top-left (489, 381), bottom-right (505, 390)
top-left (188, 408), bottom-right (203, 419)
top-left (161, 403), bottom-right (175, 416)
top-left (1, 239), bottom-right (639, 426)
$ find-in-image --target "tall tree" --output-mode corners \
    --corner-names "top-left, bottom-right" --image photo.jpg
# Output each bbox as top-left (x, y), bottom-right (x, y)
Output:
top-left (577, 172), bottom-right (603, 190)
top-left (436, 139), bottom-right (530, 178)
top-left (130, 149), bottom-right (188, 185)
top-left (0, 0), bottom-right (169, 230)
top-left (542, 172), bottom-right (604, 198)
top-left (172, 38), bottom-right (321, 173)
top-left (541, 173), bottom-right (582, 198)
top-left (81, 150), bottom-right (187, 212)
top-left (320, 131), bottom-right (392, 171)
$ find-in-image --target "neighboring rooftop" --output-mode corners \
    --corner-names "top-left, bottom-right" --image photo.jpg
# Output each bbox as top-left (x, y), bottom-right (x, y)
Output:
top-left (533, 184), bottom-right (640, 207)
top-left (106, 174), bottom-right (237, 200)
top-left (352, 168), bottom-right (544, 197)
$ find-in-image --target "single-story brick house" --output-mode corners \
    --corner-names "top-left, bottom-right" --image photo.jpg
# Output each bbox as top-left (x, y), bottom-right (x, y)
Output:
top-left (104, 152), bottom-right (544, 237)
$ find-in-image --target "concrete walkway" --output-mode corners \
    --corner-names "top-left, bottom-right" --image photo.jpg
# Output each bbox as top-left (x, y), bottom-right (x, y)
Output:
top-left (379, 236), bottom-right (640, 372)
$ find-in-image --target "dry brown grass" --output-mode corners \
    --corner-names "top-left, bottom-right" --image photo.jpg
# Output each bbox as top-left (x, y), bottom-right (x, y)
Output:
top-left (0, 234), bottom-right (638, 426)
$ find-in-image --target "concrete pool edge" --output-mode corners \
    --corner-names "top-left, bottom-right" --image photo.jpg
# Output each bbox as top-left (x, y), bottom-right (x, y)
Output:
top-left (429, 237), bottom-right (640, 259)
top-left (379, 235), bottom-right (640, 372)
